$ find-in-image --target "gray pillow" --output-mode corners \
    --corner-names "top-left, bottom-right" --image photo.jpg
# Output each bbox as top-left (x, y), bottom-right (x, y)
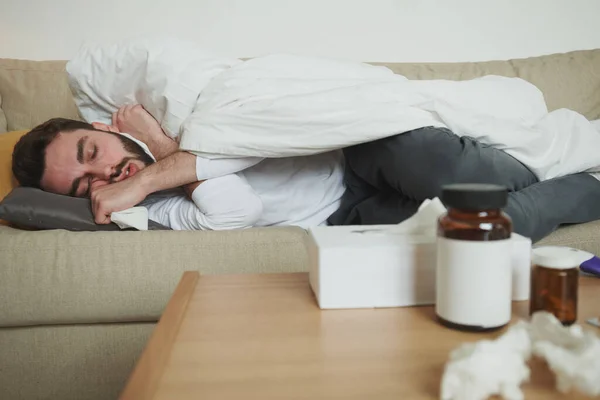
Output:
top-left (0, 187), bottom-right (170, 231)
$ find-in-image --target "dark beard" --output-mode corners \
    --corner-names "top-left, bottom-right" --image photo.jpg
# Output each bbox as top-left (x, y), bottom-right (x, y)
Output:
top-left (114, 132), bottom-right (156, 165)
top-left (106, 132), bottom-right (156, 182)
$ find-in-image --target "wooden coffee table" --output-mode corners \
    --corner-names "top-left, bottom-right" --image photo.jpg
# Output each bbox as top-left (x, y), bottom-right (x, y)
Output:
top-left (120, 272), bottom-right (600, 400)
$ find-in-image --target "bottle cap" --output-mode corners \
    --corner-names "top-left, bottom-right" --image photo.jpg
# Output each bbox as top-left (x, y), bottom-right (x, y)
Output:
top-left (441, 184), bottom-right (508, 211)
top-left (532, 246), bottom-right (580, 269)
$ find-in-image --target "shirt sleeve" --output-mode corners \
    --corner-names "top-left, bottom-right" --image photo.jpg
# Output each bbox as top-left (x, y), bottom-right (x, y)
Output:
top-left (144, 175), bottom-right (263, 230)
top-left (195, 155), bottom-right (264, 180)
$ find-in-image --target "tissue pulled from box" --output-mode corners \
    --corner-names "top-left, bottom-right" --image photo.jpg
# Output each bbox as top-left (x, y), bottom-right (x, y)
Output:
top-left (110, 206), bottom-right (149, 230)
top-left (391, 197), bottom-right (447, 237)
top-left (441, 312), bottom-right (600, 400)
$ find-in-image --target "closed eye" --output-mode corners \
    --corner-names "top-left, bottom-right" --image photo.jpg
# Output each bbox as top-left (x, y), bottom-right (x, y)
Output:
top-left (91, 145), bottom-right (98, 161)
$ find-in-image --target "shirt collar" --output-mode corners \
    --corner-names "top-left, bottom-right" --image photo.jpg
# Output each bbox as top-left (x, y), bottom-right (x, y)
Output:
top-left (117, 132), bottom-right (157, 162)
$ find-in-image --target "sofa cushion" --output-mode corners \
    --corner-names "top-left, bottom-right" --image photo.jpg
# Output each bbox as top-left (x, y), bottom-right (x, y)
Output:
top-left (374, 49), bottom-right (600, 121)
top-left (0, 224), bottom-right (309, 327)
top-left (537, 220), bottom-right (600, 251)
top-left (2, 216), bottom-right (599, 328)
top-left (0, 59), bottom-right (81, 131)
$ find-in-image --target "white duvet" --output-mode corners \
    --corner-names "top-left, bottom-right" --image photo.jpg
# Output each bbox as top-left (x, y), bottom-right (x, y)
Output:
top-left (67, 37), bottom-right (600, 181)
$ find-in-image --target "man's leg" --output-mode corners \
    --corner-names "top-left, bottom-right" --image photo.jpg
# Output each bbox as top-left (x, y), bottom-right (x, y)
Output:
top-left (329, 126), bottom-right (539, 225)
top-left (328, 143), bottom-right (424, 225)
top-left (506, 173), bottom-right (600, 242)
top-left (343, 126), bottom-right (538, 200)
top-left (328, 185), bottom-right (421, 225)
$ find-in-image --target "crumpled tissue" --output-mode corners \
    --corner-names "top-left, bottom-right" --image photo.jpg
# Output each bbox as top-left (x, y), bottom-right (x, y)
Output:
top-left (110, 206), bottom-right (149, 231)
top-left (529, 312), bottom-right (600, 396)
top-left (441, 312), bottom-right (600, 400)
top-left (441, 322), bottom-right (532, 400)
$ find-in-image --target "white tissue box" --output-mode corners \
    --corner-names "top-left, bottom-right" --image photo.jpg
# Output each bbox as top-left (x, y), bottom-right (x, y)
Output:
top-left (308, 225), bottom-right (531, 309)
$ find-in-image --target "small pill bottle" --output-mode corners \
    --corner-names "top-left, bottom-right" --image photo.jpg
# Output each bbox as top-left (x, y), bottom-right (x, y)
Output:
top-left (530, 246), bottom-right (579, 325)
top-left (436, 183), bottom-right (513, 331)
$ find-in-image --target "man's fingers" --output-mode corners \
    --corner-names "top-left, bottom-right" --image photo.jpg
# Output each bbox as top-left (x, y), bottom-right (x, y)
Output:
top-left (124, 104), bottom-right (135, 117)
top-left (90, 191), bottom-right (109, 224)
top-left (94, 211), bottom-right (110, 224)
top-left (96, 213), bottom-right (111, 225)
top-left (93, 201), bottom-right (111, 224)
top-left (117, 106), bottom-right (127, 125)
top-left (115, 104), bottom-right (144, 128)
top-left (132, 104), bottom-right (144, 115)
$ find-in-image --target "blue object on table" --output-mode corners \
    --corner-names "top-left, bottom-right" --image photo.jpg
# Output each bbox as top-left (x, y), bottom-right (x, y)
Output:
top-left (580, 255), bottom-right (600, 277)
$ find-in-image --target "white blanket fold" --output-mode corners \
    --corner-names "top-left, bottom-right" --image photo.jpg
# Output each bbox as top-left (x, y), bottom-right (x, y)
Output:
top-left (67, 38), bottom-right (600, 181)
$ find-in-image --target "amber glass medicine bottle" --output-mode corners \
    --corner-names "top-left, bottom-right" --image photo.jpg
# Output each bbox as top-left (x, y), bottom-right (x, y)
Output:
top-left (436, 184), bottom-right (513, 331)
top-left (530, 246), bottom-right (579, 325)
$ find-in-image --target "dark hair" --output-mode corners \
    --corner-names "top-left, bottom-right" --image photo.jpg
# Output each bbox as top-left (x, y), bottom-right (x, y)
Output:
top-left (12, 118), bottom-right (98, 188)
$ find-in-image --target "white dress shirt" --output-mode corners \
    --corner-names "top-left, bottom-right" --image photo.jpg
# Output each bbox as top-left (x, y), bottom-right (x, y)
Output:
top-left (140, 151), bottom-right (346, 230)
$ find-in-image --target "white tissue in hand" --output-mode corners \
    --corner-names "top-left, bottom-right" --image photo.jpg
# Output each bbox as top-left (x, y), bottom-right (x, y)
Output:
top-left (110, 206), bottom-right (149, 231)
top-left (441, 322), bottom-right (532, 400)
top-left (529, 312), bottom-right (600, 396)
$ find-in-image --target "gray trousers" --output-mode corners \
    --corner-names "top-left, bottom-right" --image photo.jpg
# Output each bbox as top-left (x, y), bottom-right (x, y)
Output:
top-left (327, 127), bottom-right (600, 242)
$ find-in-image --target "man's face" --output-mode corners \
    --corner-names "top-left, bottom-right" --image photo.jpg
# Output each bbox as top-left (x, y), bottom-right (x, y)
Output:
top-left (41, 128), bottom-right (154, 197)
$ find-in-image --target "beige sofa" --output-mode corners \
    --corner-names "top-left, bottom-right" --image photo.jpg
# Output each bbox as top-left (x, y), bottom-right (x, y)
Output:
top-left (1, 50), bottom-right (600, 400)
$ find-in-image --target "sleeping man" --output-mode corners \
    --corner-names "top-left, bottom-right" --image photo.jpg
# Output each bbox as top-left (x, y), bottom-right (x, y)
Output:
top-left (11, 105), bottom-right (600, 242)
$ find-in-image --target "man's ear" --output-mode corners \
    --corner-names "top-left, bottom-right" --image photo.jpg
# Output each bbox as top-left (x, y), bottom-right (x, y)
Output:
top-left (92, 122), bottom-right (120, 133)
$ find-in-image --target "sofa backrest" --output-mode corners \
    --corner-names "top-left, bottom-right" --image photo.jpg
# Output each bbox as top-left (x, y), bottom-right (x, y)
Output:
top-left (374, 49), bottom-right (600, 123)
top-left (0, 49), bottom-right (599, 133)
top-left (0, 59), bottom-right (81, 133)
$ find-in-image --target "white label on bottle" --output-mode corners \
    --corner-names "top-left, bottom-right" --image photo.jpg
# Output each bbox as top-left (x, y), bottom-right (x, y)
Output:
top-left (436, 237), bottom-right (512, 328)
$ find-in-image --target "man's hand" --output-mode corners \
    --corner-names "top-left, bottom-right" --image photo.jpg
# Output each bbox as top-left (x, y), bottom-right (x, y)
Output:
top-left (91, 151), bottom-right (199, 224)
top-left (91, 177), bottom-right (149, 224)
top-left (113, 104), bottom-right (178, 160)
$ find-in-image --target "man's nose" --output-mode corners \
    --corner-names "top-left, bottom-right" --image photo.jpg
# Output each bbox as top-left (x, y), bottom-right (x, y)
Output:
top-left (89, 164), bottom-right (114, 180)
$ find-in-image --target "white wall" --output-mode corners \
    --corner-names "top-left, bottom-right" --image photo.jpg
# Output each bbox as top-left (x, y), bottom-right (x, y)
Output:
top-left (2, 0), bottom-right (599, 62)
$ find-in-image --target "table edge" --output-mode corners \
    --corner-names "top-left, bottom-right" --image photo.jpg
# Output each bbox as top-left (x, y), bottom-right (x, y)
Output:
top-left (119, 271), bottom-right (200, 400)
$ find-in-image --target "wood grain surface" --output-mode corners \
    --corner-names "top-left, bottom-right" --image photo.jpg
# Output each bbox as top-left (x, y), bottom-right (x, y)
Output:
top-left (125, 272), bottom-right (600, 400)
